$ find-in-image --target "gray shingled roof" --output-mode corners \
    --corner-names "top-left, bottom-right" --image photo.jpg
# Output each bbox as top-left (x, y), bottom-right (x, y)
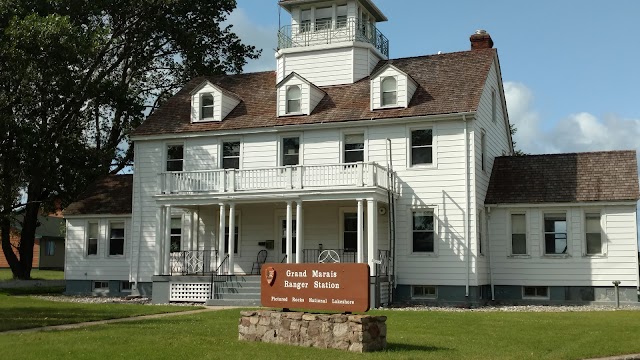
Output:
top-left (132, 49), bottom-right (496, 137)
top-left (64, 175), bottom-right (133, 216)
top-left (485, 151), bottom-right (640, 204)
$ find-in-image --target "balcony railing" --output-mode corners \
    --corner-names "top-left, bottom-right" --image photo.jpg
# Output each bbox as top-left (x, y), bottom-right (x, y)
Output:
top-left (302, 249), bottom-right (391, 276)
top-left (278, 18), bottom-right (389, 57)
top-left (159, 162), bottom-right (395, 195)
top-left (170, 250), bottom-right (219, 275)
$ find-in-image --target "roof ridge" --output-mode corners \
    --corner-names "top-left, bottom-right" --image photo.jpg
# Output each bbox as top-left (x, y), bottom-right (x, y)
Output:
top-left (497, 150), bottom-right (637, 159)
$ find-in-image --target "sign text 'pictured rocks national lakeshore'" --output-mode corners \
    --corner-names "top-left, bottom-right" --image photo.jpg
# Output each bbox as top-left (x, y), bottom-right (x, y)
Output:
top-left (260, 263), bottom-right (370, 312)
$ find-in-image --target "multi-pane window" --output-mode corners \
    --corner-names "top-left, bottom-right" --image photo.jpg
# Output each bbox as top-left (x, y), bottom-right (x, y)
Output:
top-left (410, 129), bottom-right (433, 165)
top-left (381, 77), bottom-right (397, 106)
top-left (412, 211), bottom-right (434, 253)
top-left (511, 214), bottom-right (527, 255)
top-left (170, 218), bottom-right (182, 253)
top-left (166, 145), bottom-right (183, 172)
top-left (94, 281), bottom-right (109, 290)
top-left (286, 85), bottom-right (301, 114)
top-left (200, 93), bottom-right (214, 120)
top-left (523, 286), bottom-right (548, 299)
top-left (109, 222), bottom-right (125, 256)
top-left (315, 7), bottom-right (332, 30)
top-left (224, 216), bottom-right (239, 254)
top-left (412, 285), bottom-right (437, 299)
top-left (300, 9), bottom-right (311, 32)
top-left (544, 213), bottom-right (567, 255)
top-left (45, 240), bottom-right (55, 256)
top-left (87, 222), bottom-right (98, 256)
top-left (120, 281), bottom-right (133, 292)
top-left (336, 5), bottom-right (347, 28)
top-left (281, 219), bottom-right (297, 254)
top-left (222, 141), bottom-right (240, 169)
top-left (344, 134), bottom-right (364, 163)
top-left (282, 137), bottom-right (300, 166)
top-left (343, 213), bottom-right (358, 252)
top-left (585, 213), bottom-right (602, 255)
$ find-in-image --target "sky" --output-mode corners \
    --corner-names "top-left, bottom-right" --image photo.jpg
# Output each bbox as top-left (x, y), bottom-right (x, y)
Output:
top-left (229, 0), bottom-right (640, 158)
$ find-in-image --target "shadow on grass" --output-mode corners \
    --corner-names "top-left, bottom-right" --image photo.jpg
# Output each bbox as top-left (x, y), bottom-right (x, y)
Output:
top-left (386, 343), bottom-right (448, 352)
top-left (0, 286), bottom-right (65, 296)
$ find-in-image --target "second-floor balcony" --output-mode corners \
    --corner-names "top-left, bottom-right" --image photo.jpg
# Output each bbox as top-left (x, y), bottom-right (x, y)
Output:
top-left (278, 18), bottom-right (389, 58)
top-left (159, 162), bottom-right (395, 195)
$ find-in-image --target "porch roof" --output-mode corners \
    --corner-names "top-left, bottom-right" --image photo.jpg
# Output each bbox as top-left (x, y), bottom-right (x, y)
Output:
top-left (64, 175), bottom-right (133, 216)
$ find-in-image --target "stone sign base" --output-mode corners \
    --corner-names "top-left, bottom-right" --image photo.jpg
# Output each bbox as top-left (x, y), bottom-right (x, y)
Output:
top-left (238, 310), bottom-right (387, 352)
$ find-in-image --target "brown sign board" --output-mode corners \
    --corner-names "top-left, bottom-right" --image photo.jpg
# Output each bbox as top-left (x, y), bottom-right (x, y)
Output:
top-left (261, 263), bottom-right (370, 312)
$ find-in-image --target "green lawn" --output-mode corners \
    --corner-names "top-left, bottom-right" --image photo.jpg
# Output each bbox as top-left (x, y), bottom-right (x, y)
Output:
top-left (0, 269), bottom-right (64, 280)
top-left (1, 308), bottom-right (640, 360)
top-left (0, 290), bottom-right (197, 332)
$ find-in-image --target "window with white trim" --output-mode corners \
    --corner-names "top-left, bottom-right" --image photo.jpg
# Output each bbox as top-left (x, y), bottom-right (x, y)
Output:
top-left (523, 286), bottom-right (549, 299)
top-left (109, 222), bottom-right (125, 256)
top-left (343, 212), bottom-right (357, 252)
top-left (511, 213), bottom-right (527, 255)
top-left (280, 219), bottom-right (297, 254)
top-left (381, 76), bottom-right (397, 106)
top-left (412, 285), bottom-right (437, 299)
top-left (170, 218), bottom-right (182, 253)
top-left (300, 9), bottom-right (311, 32)
top-left (410, 129), bottom-right (433, 166)
top-left (336, 5), bottom-right (347, 28)
top-left (544, 213), bottom-right (567, 255)
top-left (315, 7), bottom-right (332, 31)
top-left (200, 93), bottom-right (214, 120)
top-left (286, 85), bottom-right (301, 114)
top-left (166, 144), bottom-right (184, 172)
top-left (412, 211), bottom-right (435, 253)
top-left (282, 137), bottom-right (300, 166)
top-left (222, 141), bottom-right (240, 169)
top-left (344, 133), bottom-right (364, 163)
top-left (585, 213), bottom-right (602, 255)
top-left (87, 222), bottom-right (98, 256)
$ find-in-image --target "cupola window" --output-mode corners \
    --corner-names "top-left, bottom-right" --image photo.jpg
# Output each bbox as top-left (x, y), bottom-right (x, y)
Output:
top-left (286, 85), bottom-right (301, 114)
top-left (381, 77), bottom-right (397, 106)
top-left (337, 5), bottom-right (348, 28)
top-left (315, 7), bottom-right (333, 31)
top-left (200, 93), bottom-right (214, 120)
top-left (300, 9), bottom-right (311, 32)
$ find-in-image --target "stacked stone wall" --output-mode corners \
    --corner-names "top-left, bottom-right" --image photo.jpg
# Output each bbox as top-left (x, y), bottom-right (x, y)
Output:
top-left (238, 310), bottom-right (387, 352)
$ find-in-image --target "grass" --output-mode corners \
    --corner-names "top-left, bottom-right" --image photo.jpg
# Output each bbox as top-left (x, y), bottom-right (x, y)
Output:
top-left (0, 288), bottom-right (198, 332)
top-left (1, 308), bottom-right (640, 359)
top-left (0, 269), bottom-right (64, 281)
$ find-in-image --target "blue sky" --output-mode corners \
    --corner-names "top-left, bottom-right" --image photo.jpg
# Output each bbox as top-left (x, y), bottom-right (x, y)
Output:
top-left (230, 0), bottom-right (640, 157)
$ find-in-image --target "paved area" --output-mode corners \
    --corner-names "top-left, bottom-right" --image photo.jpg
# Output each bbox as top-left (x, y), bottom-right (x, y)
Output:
top-left (1, 306), bottom-right (242, 335)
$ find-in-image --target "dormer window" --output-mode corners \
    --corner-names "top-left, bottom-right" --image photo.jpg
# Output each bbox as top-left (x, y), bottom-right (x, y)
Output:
top-left (200, 93), bottom-right (214, 120)
top-left (286, 85), bottom-right (301, 114)
top-left (381, 76), bottom-right (397, 106)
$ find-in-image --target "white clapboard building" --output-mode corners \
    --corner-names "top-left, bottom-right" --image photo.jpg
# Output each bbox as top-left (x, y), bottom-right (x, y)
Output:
top-left (64, 0), bottom-right (640, 306)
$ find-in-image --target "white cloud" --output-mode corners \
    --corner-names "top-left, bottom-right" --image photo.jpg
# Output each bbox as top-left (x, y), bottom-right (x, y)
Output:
top-left (227, 8), bottom-right (278, 73)
top-left (503, 82), bottom-right (543, 153)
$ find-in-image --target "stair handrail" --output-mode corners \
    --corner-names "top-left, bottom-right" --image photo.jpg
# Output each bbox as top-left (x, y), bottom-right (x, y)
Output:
top-left (209, 253), bottom-right (230, 300)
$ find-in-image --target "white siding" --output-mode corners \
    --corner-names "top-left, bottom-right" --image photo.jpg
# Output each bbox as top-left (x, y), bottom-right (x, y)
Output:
top-left (281, 48), bottom-right (353, 87)
top-left (302, 129), bottom-right (340, 165)
top-left (186, 137), bottom-right (218, 171)
top-left (488, 206), bottom-right (639, 287)
top-left (309, 86), bottom-right (325, 113)
top-left (221, 94), bottom-right (240, 120)
top-left (243, 133), bottom-right (277, 169)
top-left (353, 47), bottom-right (370, 82)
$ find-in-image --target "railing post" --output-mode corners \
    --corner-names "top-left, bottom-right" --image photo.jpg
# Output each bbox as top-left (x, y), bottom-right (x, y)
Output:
top-left (219, 170), bottom-right (226, 192)
top-left (286, 166), bottom-right (293, 189)
top-left (229, 170), bottom-right (236, 192)
top-left (369, 163), bottom-right (376, 187)
top-left (297, 166), bottom-right (303, 189)
top-left (357, 162), bottom-right (364, 187)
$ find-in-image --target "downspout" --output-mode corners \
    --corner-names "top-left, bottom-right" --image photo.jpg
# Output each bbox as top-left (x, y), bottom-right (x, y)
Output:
top-left (386, 138), bottom-right (396, 304)
top-left (134, 142), bottom-right (144, 296)
top-left (464, 114), bottom-right (470, 298)
top-left (487, 206), bottom-right (495, 300)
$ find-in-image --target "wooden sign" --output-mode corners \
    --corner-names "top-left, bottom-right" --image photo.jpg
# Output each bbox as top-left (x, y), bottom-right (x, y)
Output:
top-left (260, 263), bottom-right (370, 312)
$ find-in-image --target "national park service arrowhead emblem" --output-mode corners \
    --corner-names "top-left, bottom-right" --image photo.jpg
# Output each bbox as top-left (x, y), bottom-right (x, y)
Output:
top-left (265, 266), bottom-right (276, 286)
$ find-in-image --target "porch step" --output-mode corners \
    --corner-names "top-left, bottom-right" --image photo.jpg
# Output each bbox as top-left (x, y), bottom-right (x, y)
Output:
top-left (210, 275), bottom-right (261, 304)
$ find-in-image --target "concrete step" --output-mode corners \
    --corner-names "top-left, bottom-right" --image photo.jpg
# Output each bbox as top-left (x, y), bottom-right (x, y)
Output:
top-left (213, 292), bottom-right (261, 300)
top-left (214, 286), bottom-right (261, 295)
top-left (206, 298), bottom-right (261, 307)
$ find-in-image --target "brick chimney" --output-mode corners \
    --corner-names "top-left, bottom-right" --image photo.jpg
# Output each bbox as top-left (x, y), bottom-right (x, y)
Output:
top-left (470, 30), bottom-right (494, 50)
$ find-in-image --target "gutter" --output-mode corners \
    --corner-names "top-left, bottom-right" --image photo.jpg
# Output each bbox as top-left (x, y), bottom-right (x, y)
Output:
top-left (463, 114), bottom-right (470, 298)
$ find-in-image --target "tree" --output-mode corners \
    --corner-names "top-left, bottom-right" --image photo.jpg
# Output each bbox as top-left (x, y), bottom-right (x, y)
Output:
top-left (510, 123), bottom-right (526, 156)
top-left (0, 0), bottom-right (260, 279)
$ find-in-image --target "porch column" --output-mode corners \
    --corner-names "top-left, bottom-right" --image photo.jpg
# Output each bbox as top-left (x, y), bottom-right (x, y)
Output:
top-left (156, 206), bottom-right (165, 275)
top-left (296, 201), bottom-right (303, 263)
top-left (286, 201), bottom-right (293, 263)
top-left (228, 203), bottom-right (236, 275)
top-left (164, 205), bottom-right (172, 275)
top-left (367, 199), bottom-right (378, 276)
top-left (218, 203), bottom-right (226, 269)
top-left (357, 199), bottom-right (364, 263)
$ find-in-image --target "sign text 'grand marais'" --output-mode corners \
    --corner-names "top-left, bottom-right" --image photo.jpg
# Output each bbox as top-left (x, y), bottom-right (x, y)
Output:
top-left (261, 263), bottom-right (370, 312)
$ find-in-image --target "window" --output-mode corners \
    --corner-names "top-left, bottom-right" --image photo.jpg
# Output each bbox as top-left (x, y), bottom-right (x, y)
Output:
top-left (286, 85), bottom-right (301, 114)
top-left (381, 77), bottom-right (397, 106)
top-left (544, 213), bottom-right (567, 255)
top-left (511, 214), bottom-right (527, 255)
top-left (166, 145), bottom-right (183, 172)
top-left (87, 222), bottom-right (98, 256)
top-left (170, 218), bottom-right (182, 253)
top-left (300, 9), bottom-right (311, 32)
top-left (336, 5), bottom-right (347, 28)
top-left (222, 141), bottom-right (240, 169)
top-left (224, 215), bottom-right (239, 254)
top-left (523, 286), bottom-right (549, 299)
top-left (413, 211), bottom-right (435, 253)
top-left (477, 211), bottom-right (484, 255)
top-left (315, 7), bottom-right (332, 31)
top-left (282, 137), bottom-right (300, 166)
top-left (343, 213), bottom-right (357, 252)
top-left (94, 281), bottom-right (109, 290)
top-left (491, 89), bottom-right (497, 123)
top-left (200, 93), bottom-right (214, 120)
top-left (44, 240), bottom-right (55, 256)
top-left (281, 219), bottom-right (297, 254)
top-left (120, 281), bottom-right (133, 292)
top-left (109, 222), bottom-right (125, 256)
top-left (481, 131), bottom-right (486, 171)
top-left (410, 129), bottom-right (433, 166)
top-left (585, 213), bottom-right (602, 255)
top-left (344, 134), bottom-right (364, 163)
top-left (412, 285), bottom-right (437, 299)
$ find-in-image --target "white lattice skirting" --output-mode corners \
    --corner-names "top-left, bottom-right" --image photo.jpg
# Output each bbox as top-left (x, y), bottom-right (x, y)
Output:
top-left (169, 283), bottom-right (211, 302)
